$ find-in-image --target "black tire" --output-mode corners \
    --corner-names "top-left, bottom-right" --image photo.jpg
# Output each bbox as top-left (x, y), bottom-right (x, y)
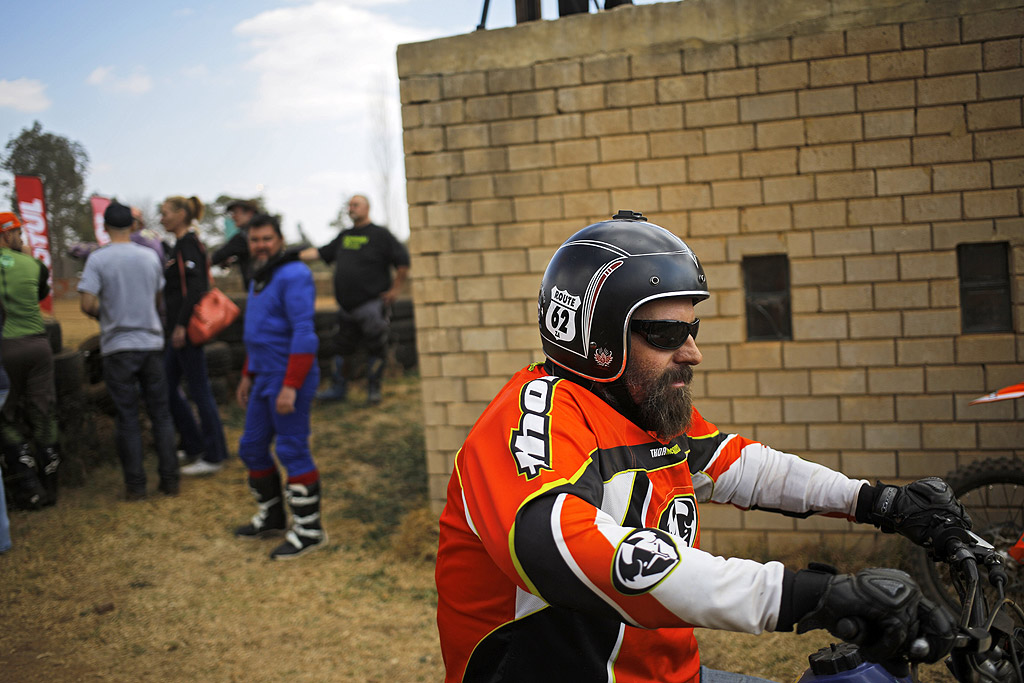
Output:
top-left (204, 342), bottom-right (232, 377)
top-left (78, 334), bottom-right (104, 384)
top-left (218, 296), bottom-right (246, 344)
top-left (390, 318), bottom-right (416, 344)
top-left (391, 298), bottom-right (414, 321)
top-left (913, 457), bottom-right (1024, 611)
top-left (44, 319), bottom-right (63, 355)
top-left (53, 349), bottom-right (84, 397)
top-left (394, 342), bottom-right (418, 371)
top-left (83, 382), bottom-right (117, 417)
top-left (314, 309), bottom-right (339, 333)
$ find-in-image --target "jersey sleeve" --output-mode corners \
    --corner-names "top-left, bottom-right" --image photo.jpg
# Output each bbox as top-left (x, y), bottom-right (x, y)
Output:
top-left (686, 408), bottom-right (866, 519)
top-left (456, 378), bottom-right (786, 635)
top-left (281, 264), bottom-right (318, 388)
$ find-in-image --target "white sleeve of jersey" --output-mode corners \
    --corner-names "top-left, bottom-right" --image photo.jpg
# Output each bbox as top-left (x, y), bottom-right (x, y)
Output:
top-left (707, 437), bottom-right (867, 517)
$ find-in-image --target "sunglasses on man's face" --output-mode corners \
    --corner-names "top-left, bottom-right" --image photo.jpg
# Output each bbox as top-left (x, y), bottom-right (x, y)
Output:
top-left (630, 319), bottom-right (700, 350)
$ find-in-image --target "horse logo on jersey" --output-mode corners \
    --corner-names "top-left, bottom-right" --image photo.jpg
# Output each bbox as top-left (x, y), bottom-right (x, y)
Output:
top-left (509, 377), bottom-right (557, 479)
top-left (612, 528), bottom-right (680, 595)
top-left (545, 286), bottom-right (580, 342)
top-left (658, 495), bottom-right (698, 548)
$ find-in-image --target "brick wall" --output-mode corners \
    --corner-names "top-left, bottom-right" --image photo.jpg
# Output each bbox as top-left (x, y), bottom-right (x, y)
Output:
top-left (398, 0), bottom-right (1024, 554)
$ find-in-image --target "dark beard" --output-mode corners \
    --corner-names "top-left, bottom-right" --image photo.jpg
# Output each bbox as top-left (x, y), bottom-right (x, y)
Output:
top-left (625, 364), bottom-right (694, 441)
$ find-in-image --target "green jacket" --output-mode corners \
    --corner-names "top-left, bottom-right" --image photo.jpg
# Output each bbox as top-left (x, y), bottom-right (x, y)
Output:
top-left (0, 248), bottom-right (49, 339)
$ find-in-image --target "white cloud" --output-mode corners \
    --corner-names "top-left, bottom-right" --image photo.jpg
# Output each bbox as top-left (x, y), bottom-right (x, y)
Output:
top-left (0, 78), bottom-right (52, 113)
top-left (234, 1), bottom-right (437, 124)
top-left (86, 66), bottom-right (153, 94)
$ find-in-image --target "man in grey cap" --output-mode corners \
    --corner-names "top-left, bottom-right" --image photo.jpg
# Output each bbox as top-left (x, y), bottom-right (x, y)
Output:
top-left (212, 198), bottom-right (259, 290)
top-left (79, 201), bottom-right (178, 499)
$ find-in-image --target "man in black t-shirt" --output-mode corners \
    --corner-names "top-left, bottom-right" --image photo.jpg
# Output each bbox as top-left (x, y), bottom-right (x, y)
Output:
top-left (300, 195), bottom-right (409, 404)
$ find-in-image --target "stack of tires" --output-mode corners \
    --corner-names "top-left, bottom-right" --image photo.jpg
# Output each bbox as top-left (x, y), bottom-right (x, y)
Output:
top-left (313, 298), bottom-right (418, 382)
top-left (47, 320), bottom-right (92, 483)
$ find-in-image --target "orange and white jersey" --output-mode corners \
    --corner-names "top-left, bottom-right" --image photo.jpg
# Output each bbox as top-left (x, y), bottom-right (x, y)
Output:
top-left (436, 364), bottom-right (865, 683)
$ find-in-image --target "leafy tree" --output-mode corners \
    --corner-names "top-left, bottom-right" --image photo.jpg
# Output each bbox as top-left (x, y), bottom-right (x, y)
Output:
top-left (1, 121), bottom-right (91, 277)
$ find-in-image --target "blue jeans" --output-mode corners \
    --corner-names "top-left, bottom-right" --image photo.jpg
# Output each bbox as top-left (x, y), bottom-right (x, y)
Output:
top-left (104, 350), bottom-right (178, 494)
top-left (164, 343), bottom-right (228, 464)
top-left (700, 666), bottom-right (778, 683)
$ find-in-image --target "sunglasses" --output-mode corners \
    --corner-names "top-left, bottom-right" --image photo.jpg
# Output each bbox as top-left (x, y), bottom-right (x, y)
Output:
top-left (630, 319), bottom-right (700, 350)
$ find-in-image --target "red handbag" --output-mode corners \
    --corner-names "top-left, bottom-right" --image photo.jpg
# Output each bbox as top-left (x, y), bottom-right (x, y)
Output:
top-left (176, 237), bottom-right (241, 345)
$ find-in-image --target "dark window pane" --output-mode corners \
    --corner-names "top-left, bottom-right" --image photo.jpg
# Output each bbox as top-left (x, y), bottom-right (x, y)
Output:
top-left (957, 242), bottom-right (1012, 334)
top-left (743, 255), bottom-right (792, 341)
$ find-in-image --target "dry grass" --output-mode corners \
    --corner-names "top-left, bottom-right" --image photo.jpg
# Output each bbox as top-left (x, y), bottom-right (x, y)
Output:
top-left (4, 300), bottom-right (955, 681)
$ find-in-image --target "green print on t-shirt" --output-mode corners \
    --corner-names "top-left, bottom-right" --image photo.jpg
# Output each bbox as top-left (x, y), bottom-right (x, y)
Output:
top-left (342, 235), bottom-right (369, 250)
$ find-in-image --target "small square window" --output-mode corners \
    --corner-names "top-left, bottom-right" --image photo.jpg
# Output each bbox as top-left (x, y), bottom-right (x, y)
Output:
top-left (743, 254), bottom-right (792, 341)
top-left (957, 242), bottom-right (1013, 334)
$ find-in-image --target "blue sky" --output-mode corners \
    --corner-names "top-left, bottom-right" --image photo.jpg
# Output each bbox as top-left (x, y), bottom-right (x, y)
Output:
top-left (0, 0), bottom-right (627, 246)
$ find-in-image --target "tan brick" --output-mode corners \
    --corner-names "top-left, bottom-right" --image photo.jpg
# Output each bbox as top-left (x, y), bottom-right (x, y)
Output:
top-left (405, 126), bottom-right (444, 153)
top-left (896, 338), bottom-right (954, 365)
top-left (660, 183), bottom-right (712, 211)
top-left (763, 175), bottom-right (814, 203)
top-left (649, 130), bottom-right (704, 158)
top-left (638, 158), bottom-right (687, 186)
top-left (875, 167), bottom-right (930, 196)
top-left (799, 86), bottom-right (856, 116)
top-left (848, 311), bottom-right (901, 338)
top-left (902, 309), bottom-right (960, 337)
top-left (732, 397), bottom-right (783, 423)
top-left (964, 189), bottom-right (1020, 218)
top-left (512, 195), bottom-right (560, 222)
top-left (958, 333), bottom-right (1017, 363)
top-left (448, 176), bottom-right (490, 201)
top-left (685, 44), bottom-right (737, 72)
top-left (537, 113), bottom-right (583, 142)
top-left (856, 81), bottom-right (915, 111)
top-left (916, 104), bottom-right (965, 136)
top-left (815, 170), bottom-right (875, 199)
top-left (711, 179), bottom-right (761, 207)
top-left (599, 134), bottom-right (649, 162)
top-left (811, 56), bottom-right (868, 87)
top-left (465, 94), bottom-right (509, 122)
top-left (707, 370), bottom-right (758, 397)
top-left (919, 74), bottom-right (979, 106)
top-left (927, 44), bottom-right (983, 77)
top-left (904, 193), bottom-right (962, 222)
top-left (781, 341), bottom-right (837, 368)
top-left (494, 171), bottom-right (540, 197)
top-left (840, 339), bottom-right (896, 368)
top-left (738, 38), bottom-right (791, 66)
top-left (632, 104), bottom-right (684, 132)
top-left (793, 32), bottom-right (845, 60)
top-left (756, 120), bottom-right (806, 148)
top-left (912, 134), bottom-right (974, 164)
top-left (795, 314), bottom-right (850, 340)
top-left (461, 149), bottom-right (502, 175)
top-left (979, 68), bottom-right (1024, 100)
top-left (506, 91), bottom-right (552, 119)
top-left (686, 99), bottom-right (739, 128)
top-left (900, 250), bottom-right (957, 280)
top-left (933, 162), bottom-right (991, 191)
top-left (704, 124), bottom-right (756, 154)
top-left (902, 18), bottom-right (960, 49)
top-left (926, 365), bottom-right (985, 392)
top-left (657, 74), bottom-right (706, 103)
top-left (963, 8), bottom-right (1024, 42)
top-left (451, 224), bottom-right (497, 251)
top-left (848, 197), bottom-right (902, 225)
top-left (811, 368), bottom-right (867, 395)
top-left (897, 396), bottom-right (954, 422)
top-left (535, 61), bottom-right (581, 89)
top-left (846, 254), bottom-right (898, 282)
top-left (583, 109), bottom-right (631, 137)
top-left (855, 139), bottom-right (911, 168)
top-left (816, 227), bottom-right (873, 256)
top-left (689, 208), bottom-right (739, 235)
top-left (864, 424), bottom-right (921, 450)
top-left (841, 396), bottom-right (895, 422)
top-left (557, 84), bottom-right (605, 112)
top-left (863, 110), bottom-right (915, 139)
top-left (799, 143), bottom-right (853, 172)
top-left (400, 75), bottom-right (441, 103)
top-left (820, 283), bottom-right (872, 311)
top-left (757, 369), bottom-right (812, 396)
top-left (437, 251), bottom-right (483, 278)
top-left (469, 198), bottom-right (513, 225)
top-left (868, 50), bottom-right (925, 81)
top-left (417, 100), bottom-right (465, 127)
top-left (852, 24), bottom-right (903, 53)
top-left (874, 281), bottom-right (929, 309)
top-left (606, 80), bottom-right (656, 108)
top-left (741, 149), bottom-right (797, 178)
top-left (442, 72), bottom-right (486, 99)
top-left (407, 177), bottom-right (449, 204)
top-left (507, 143), bottom-right (553, 171)
top-left (739, 204), bottom-right (792, 231)
top-left (793, 201), bottom-right (846, 229)
top-left (994, 159), bottom-right (1024, 187)
top-left (923, 423), bottom-right (978, 449)
top-left (783, 396), bottom-right (839, 422)
top-left (689, 153), bottom-right (740, 181)
top-left (983, 38), bottom-right (1024, 70)
top-left (806, 114), bottom-right (863, 144)
top-left (489, 120), bottom-right (534, 146)
top-left (976, 129), bottom-right (1024, 158)
top-left (583, 55), bottom-right (629, 83)
top-left (499, 222), bottom-right (542, 249)
top-left (740, 92), bottom-right (797, 122)
top-left (707, 68), bottom-right (757, 98)
top-left (980, 422), bottom-right (1024, 449)
top-left (632, 51), bottom-right (683, 78)
top-left (590, 161), bottom-right (637, 189)
top-left (610, 187), bottom-right (660, 211)
top-left (868, 366), bottom-right (924, 393)
top-left (563, 190), bottom-right (611, 218)
top-left (427, 202), bottom-right (469, 227)
top-left (488, 66), bottom-right (534, 94)
top-left (967, 99), bottom-right (1023, 131)
top-left (540, 167), bottom-right (588, 194)
top-left (757, 62), bottom-right (808, 92)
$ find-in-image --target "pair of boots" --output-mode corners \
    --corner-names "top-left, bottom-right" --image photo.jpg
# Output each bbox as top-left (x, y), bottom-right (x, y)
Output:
top-left (315, 355), bottom-right (385, 405)
top-left (235, 469), bottom-right (326, 560)
top-left (2, 443), bottom-right (59, 510)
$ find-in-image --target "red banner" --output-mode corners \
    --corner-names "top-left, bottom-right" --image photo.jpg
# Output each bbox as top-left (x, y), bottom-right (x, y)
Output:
top-left (14, 175), bottom-right (54, 314)
top-left (90, 195), bottom-right (111, 246)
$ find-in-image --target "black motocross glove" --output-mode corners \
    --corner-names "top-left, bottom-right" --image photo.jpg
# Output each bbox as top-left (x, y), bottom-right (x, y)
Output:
top-left (795, 565), bottom-right (957, 677)
top-left (857, 478), bottom-right (972, 551)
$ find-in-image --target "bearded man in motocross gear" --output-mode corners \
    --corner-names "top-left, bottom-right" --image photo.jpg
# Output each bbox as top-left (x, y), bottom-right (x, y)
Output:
top-left (435, 211), bottom-right (967, 683)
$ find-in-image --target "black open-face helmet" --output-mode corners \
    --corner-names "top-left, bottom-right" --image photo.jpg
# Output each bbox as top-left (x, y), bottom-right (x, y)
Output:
top-left (538, 210), bottom-right (709, 382)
